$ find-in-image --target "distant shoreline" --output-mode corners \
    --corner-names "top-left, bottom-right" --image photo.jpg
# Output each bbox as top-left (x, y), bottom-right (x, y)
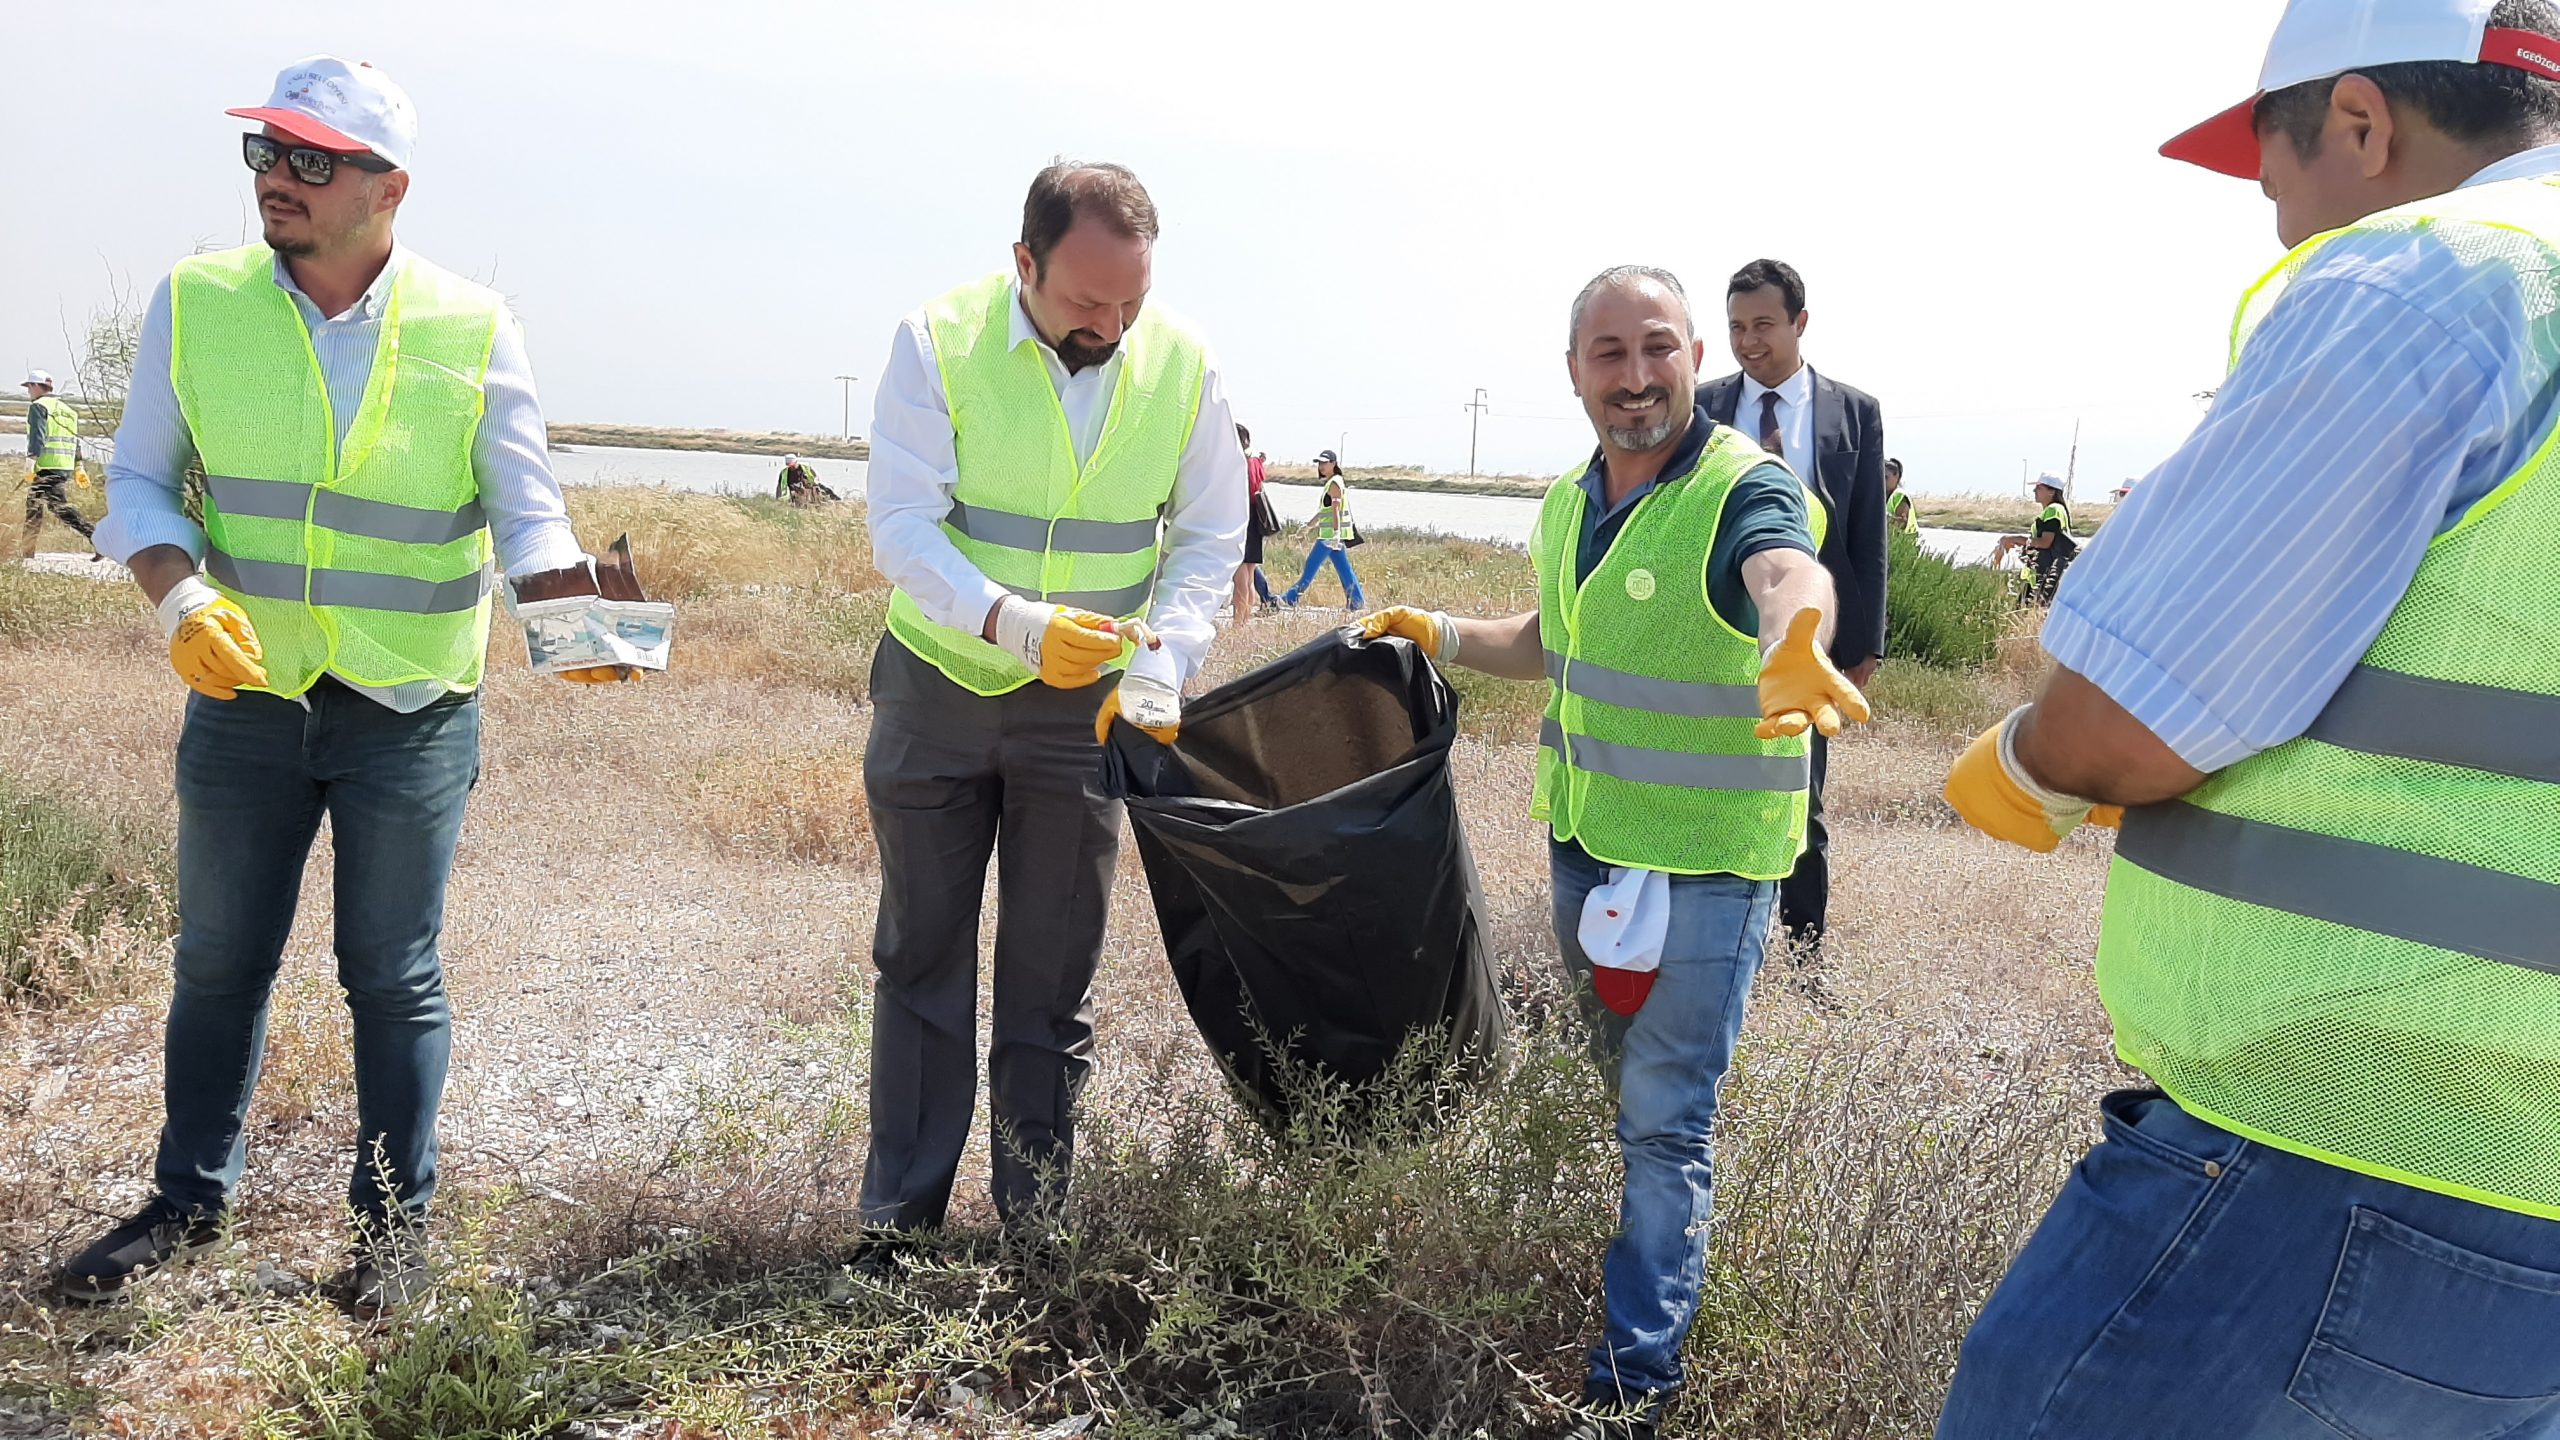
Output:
top-left (546, 423), bottom-right (869, 462)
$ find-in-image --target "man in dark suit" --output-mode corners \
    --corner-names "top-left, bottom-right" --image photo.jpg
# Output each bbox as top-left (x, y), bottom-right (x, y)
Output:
top-left (1698, 258), bottom-right (1886, 959)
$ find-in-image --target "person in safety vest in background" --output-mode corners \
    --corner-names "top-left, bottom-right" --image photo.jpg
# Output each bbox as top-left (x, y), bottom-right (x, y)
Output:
top-left (853, 161), bottom-right (1244, 1265)
top-left (1363, 265), bottom-right (1870, 1440)
top-left (19, 369), bottom-right (99, 560)
top-left (55, 56), bottom-right (635, 1314)
top-left (1938, 1), bottom-right (2560, 1433)
top-left (1884, 457), bottom-right (1918, 534)
top-left (1279, 449), bottom-right (1366, 609)
top-left (776, 452), bottom-right (835, 505)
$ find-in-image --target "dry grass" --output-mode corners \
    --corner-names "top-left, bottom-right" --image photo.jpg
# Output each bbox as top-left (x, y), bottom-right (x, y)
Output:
top-left (691, 745), bottom-right (879, 868)
top-left (0, 490), bottom-right (2125, 1438)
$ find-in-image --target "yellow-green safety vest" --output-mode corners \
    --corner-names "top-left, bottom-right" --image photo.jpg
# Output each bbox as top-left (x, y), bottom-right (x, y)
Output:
top-left (172, 244), bottom-right (503, 699)
top-left (1885, 488), bottom-right (1913, 529)
top-left (1530, 424), bottom-right (1826, 879)
top-left (1316, 481), bottom-right (1357, 542)
top-left (2102, 175), bottom-right (2560, 1220)
top-left (31, 395), bottom-right (78, 472)
top-left (884, 273), bottom-right (1206, 696)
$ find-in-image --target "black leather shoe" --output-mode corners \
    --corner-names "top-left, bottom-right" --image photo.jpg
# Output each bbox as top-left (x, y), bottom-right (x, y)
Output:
top-left (329, 1221), bottom-right (431, 1318)
top-left (55, 1199), bottom-right (228, 1303)
top-left (845, 1228), bottom-right (922, 1281)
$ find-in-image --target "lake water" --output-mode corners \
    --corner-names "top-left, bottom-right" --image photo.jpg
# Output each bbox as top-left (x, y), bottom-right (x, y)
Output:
top-left (547, 444), bottom-right (849, 498)
top-left (549, 444), bottom-right (2002, 565)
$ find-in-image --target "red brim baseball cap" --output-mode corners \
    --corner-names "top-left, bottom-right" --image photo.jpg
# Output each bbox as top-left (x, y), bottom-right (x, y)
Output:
top-left (2161, 96), bottom-right (2268, 181)
top-left (1591, 965), bottom-right (1658, 1018)
top-left (2163, 5), bottom-right (2560, 182)
top-left (226, 105), bottom-right (370, 154)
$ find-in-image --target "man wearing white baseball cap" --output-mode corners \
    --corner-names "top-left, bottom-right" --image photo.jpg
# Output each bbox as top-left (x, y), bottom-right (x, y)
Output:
top-left (1938, 1), bottom-right (2560, 1433)
top-left (17, 368), bottom-right (97, 560)
top-left (61, 56), bottom-right (631, 1313)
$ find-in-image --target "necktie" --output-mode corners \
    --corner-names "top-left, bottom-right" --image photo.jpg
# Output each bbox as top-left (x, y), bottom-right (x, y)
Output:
top-left (1758, 390), bottom-right (1784, 458)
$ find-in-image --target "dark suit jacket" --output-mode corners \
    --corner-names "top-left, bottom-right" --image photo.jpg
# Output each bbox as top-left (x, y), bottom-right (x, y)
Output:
top-left (1698, 368), bottom-right (1888, 668)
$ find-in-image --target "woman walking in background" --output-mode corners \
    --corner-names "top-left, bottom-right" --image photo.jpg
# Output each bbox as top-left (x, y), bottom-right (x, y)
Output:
top-left (1280, 449), bottom-right (1365, 610)
top-left (1232, 424), bottom-right (1278, 618)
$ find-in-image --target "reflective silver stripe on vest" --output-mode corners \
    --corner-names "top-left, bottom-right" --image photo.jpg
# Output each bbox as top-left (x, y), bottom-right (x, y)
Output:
top-left (948, 501), bottom-right (1161, 555)
top-left (2116, 801), bottom-right (2560, 975)
top-left (1002, 579), bottom-right (1156, 618)
top-left (1539, 718), bottom-right (1810, 792)
top-left (207, 549), bottom-right (494, 615)
top-left (1544, 651), bottom-right (1763, 719)
top-left (2305, 664), bottom-right (2560, 785)
top-left (206, 475), bottom-right (488, 547)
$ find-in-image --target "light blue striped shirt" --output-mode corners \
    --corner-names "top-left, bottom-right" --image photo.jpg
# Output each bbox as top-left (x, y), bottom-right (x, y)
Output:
top-left (100, 247), bottom-right (584, 709)
top-left (2044, 144), bottom-right (2560, 772)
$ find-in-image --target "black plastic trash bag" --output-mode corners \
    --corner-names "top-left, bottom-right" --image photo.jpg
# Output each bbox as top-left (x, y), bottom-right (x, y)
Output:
top-left (1103, 629), bottom-right (1507, 1132)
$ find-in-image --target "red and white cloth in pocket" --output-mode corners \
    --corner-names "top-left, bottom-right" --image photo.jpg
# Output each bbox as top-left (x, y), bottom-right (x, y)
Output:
top-left (1577, 866), bottom-right (1670, 1016)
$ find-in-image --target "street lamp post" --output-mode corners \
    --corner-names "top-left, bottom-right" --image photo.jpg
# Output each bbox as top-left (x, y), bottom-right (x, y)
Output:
top-left (833, 374), bottom-right (859, 440)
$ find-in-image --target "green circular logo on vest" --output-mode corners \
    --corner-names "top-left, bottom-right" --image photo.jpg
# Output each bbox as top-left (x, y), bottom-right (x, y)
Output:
top-left (1625, 568), bottom-right (1657, 602)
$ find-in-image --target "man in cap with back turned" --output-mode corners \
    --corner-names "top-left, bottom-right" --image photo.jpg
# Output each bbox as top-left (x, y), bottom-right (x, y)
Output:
top-left (1939, 1), bottom-right (2560, 1431)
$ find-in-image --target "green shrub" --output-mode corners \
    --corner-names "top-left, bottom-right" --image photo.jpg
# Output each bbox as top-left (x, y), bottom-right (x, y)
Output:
top-left (1886, 530), bottom-right (2010, 670)
top-left (0, 773), bottom-right (174, 1002)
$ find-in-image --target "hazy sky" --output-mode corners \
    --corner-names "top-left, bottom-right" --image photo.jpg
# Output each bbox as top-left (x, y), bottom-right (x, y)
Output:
top-left (17, 1), bottom-right (2288, 495)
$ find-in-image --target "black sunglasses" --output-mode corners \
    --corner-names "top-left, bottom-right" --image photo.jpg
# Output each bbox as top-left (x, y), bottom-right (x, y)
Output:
top-left (242, 132), bottom-right (395, 187)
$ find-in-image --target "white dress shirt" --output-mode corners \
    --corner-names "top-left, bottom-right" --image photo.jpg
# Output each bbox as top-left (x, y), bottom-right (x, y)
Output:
top-left (1737, 362), bottom-right (1816, 478)
top-left (866, 279), bottom-right (1248, 690)
top-left (101, 247), bottom-right (586, 712)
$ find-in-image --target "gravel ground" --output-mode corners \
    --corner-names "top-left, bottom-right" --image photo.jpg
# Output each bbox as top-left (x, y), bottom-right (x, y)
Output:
top-left (0, 588), bottom-right (2120, 1431)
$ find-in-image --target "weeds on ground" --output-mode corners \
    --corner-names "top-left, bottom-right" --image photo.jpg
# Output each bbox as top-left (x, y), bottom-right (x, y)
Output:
top-left (1865, 663), bottom-right (1999, 736)
top-left (0, 564), bottom-right (146, 644)
top-left (691, 746), bottom-right (878, 867)
top-left (209, 999), bottom-right (2092, 1439)
top-left (0, 773), bottom-right (173, 1004)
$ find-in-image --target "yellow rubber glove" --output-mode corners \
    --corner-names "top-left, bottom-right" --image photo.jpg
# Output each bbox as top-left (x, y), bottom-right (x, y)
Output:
top-left (1755, 609), bottom-right (1872, 740)
top-left (1355, 606), bottom-right (1459, 664)
top-left (1945, 705), bottom-right (2108, 853)
top-left (168, 597), bottom-right (269, 701)
top-left (994, 596), bottom-right (1123, 689)
top-left (1094, 687), bottom-right (1180, 746)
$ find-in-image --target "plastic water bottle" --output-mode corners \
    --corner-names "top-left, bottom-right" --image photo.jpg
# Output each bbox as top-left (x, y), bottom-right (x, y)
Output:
top-left (1118, 671), bottom-right (1182, 733)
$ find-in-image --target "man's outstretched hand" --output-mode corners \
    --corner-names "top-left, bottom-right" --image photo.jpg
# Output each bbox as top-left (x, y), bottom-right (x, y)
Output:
top-left (1756, 609), bottom-right (1871, 740)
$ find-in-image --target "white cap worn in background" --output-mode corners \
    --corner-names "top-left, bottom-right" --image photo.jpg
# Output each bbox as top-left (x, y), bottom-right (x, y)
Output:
top-left (227, 55), bottom-right (418, 170)
top-left (22, 370), bottom-right (54, 388)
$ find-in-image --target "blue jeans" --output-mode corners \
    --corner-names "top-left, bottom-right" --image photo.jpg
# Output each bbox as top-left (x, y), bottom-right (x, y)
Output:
top-left (1283, 540), bottom-right (1364, 608)
top-left (156, 683), bottom-right (480, 1227)
top-left (1550, 839), bottom-right (1775, 1403)
top-left (1938, 1089), bottom-right (2560, 1439)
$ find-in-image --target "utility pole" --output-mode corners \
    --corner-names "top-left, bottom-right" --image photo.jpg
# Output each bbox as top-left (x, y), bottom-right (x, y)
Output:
top-left (833, 374), bottom-right (859, 440)
top-left (1464, 388), bottom-right (1490, 477)
top-left (1338, 431), bottom-right (1349, 466)
top-left (2064, 418), bottom-right (2083, 504)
